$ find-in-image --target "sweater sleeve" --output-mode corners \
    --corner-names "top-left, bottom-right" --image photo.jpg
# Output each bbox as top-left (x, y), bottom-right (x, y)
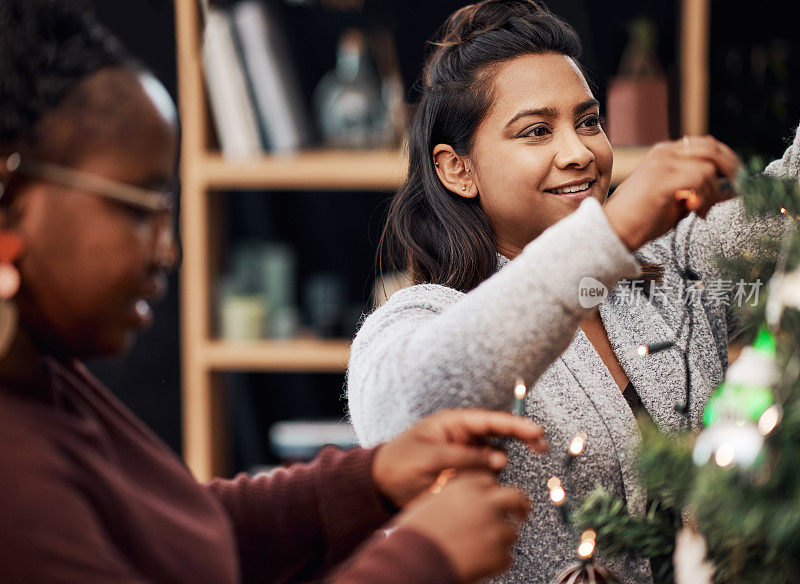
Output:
top-left (329, 528), bottom-right (456, 584)
top-left (638, 124), bottom-right (800, 338)
top-left (204, 446), bottom-right (395, 584)
top-left (692, 125), bottom-right (800, 277)
top-left (347, 197), bottom-right (641, 446)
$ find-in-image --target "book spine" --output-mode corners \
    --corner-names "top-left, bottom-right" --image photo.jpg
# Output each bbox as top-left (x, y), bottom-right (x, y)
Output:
top-left (202, 7), bottom-right (262, 160)
top-left (231, 1), bottom-right (310, 154)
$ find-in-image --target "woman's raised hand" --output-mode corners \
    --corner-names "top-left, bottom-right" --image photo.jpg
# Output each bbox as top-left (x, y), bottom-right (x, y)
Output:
top-left (372, 408), bottom-right (547, 508)
top-left (604, 135), bottom-right (742, 250)
top-left (394, 472), bottom-right (531, 583)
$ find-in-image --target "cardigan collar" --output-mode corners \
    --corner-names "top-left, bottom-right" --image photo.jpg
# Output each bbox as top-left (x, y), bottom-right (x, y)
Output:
top-left (494, 251), bottom-right (721, 516)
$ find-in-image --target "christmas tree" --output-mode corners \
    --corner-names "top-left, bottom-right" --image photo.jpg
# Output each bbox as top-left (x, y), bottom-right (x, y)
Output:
top-left (566, 160), bottom-right (800, 584)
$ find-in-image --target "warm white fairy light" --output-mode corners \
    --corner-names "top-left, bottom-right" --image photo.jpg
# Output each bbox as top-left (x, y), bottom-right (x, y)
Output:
top-left (568, 433), bottom-right (586, 456)
top-left (758, 405), bottom-right (781, 436)
top-left (577, 530), bottom-right (597, 559)
top-left (628, 340), bottom-right (675, 359)
top-left (430, 468), bottom-right (456, 494)
top-left (548, 476), bottom-right (566, 505)
top-left (513, 378), bottom-right (527, 416)
top-left (715, 443), bottom-right (736, 467)
top-left (515, 379), bottom-right (526, 400)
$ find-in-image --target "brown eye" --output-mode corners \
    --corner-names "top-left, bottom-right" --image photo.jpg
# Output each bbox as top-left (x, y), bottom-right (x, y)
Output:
top-left (520, 124), bottom-right (551, 139)
top-left (579, 114), bottom-right (605, 130)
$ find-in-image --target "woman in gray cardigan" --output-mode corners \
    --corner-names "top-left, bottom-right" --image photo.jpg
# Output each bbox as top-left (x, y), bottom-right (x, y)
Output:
top-left (347, 1), bottom-right (798, 582)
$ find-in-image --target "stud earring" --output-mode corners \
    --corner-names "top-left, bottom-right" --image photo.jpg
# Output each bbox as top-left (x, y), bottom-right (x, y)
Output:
top-left (462, 186), bottom-right (467, 191)
top-left (435, 162), bottom-right (439, 167)
top-left (0, 232), bottom-right (25, 359)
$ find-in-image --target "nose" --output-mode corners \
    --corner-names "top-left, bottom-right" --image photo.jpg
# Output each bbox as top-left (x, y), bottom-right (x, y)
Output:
top-left (152, 213), bottom-right (180, 273)
top-left (554, 129), bottom-right (594, 170)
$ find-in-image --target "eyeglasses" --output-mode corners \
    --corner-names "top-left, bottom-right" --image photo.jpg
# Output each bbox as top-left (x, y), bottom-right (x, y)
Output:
top-left (1, 153), bottom-right (175, 214)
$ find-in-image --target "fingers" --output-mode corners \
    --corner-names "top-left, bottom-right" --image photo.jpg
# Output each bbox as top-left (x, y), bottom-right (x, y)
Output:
top-left (676, 135), bottom-right (742, 180)
top-left (442, 473), bottom-right (531, 523)
top-left (488, 485), bottom-right (532, 523)
top-left (674, 155), bottom-right (736, 218)
top-left (428, 409), bottom-right (548, 452)
top-left (430, 443), bottom-right (509, 473)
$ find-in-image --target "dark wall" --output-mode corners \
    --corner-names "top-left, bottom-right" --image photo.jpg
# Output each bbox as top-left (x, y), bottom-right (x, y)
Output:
top-left (86, 0), bottom-right (182, 454)
top-left (84, 0), bottom-right (798, 466)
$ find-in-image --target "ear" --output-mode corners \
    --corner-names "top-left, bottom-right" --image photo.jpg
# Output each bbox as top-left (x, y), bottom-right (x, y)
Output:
top-left (432, 144), bottom-right (477, 199)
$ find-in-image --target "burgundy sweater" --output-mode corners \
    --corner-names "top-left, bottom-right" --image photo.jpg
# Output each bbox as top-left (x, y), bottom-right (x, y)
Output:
top-left (0, 356), bottom-right (454, 584)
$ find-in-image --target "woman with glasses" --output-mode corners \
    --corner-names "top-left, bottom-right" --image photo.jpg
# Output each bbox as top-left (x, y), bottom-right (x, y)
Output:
top-left (0, 2), bottom-right (551, 583)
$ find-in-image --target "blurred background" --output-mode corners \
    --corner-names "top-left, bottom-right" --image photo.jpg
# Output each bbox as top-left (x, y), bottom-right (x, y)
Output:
top-left (86, 0), bottom-right (800, 479)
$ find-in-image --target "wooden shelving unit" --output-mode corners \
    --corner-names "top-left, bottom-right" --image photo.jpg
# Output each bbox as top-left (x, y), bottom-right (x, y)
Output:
top-left (174, 0), bottom-right (710, 481)
top-left (203, 338), bottom-right (351, 372)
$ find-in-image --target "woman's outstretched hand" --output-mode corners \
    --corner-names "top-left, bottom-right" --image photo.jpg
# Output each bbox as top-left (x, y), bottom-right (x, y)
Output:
top-left (372, 408), bottom-right (547, 508)
top-left (394, 471), bottom-right (531, 583)
top-left (604, 135), bottom-right (742, 250)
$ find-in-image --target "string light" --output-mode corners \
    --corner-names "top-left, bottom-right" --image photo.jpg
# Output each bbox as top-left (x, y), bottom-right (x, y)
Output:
top-left (569, 433), bottom-right (587, 456)
top-left (758, 405), bottom-right (782, 436)
top-left (548, 476), bottom-right (566, 505)
top-left (628, 340), bottom-right (676, 358)
top-left (565, 432), bottom-right (587, 468)
top-left (513, 378), bottom-right (527, 416)
top-left (577, 530), bottom-right (597, 560)
top-left (714, 443), bottom-right (736, 467)
top-left (548, 476), bottom-right (570, 523)
top-left (430, 468), bottom-right (456, 494)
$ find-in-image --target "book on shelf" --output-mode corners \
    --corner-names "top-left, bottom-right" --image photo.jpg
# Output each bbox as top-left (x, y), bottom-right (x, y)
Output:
top-left (202, 7), bottom-right (262, 160)
top-left (231, 1), bottom-right (312, 154)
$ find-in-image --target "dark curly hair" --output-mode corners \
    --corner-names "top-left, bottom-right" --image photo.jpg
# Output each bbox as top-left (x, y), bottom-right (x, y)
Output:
top-left (379, 0), bottom-right (583, 292)
top-left (0, 0), bottom-right (134, 153)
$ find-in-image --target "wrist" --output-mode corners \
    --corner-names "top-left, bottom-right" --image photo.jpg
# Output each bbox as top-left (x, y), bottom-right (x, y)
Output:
top-left (372, 444), bottom-right (401, 512)
top-left (603, 202), bottom-right (642, 250)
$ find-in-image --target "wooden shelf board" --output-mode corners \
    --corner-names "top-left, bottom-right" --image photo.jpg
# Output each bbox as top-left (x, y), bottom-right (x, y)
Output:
top-left (199, 150), bottom-right (407, 191)
top-left (610, 146), bottom-right (649, 185)
top-left (197, 146), bottom-right (647, 191)
top-left (201, 338), bottom-right (351, 372)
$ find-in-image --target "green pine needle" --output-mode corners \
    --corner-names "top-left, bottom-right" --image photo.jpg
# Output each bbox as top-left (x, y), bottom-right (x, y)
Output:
top-left (572, 158), bottom-right (800, 584)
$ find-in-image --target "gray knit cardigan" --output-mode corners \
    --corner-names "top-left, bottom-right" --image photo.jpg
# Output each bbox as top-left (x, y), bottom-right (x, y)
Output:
top-left (347, 127), bottom-right (800, 584)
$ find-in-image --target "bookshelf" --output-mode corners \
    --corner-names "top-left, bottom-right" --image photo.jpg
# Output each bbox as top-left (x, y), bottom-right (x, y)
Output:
top-left (174, 0), bottom-right (711, 481)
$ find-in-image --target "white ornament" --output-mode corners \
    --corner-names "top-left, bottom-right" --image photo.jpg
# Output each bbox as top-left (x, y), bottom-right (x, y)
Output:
top-left (673, 528), bottom-right (714, 584)
top-left (725, 345), bottom-right (779, 388)
top-left (692, 420), bottom-right (764, 468)
top-left (767, 264), bottom-right (800, 325)
top-left (777, 266), bottom-right (800, 311)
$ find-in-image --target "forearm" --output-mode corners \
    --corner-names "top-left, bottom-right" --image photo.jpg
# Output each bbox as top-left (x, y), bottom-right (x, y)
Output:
top-left (329, 528), bottom-right (455, 584)
top-left (205, 446), bottom-right (394, 584)
top-left (348, 197), bottom-right (639, 445)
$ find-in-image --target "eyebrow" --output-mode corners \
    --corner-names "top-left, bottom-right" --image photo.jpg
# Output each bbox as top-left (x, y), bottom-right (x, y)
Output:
top-left (505, 98), bottom-right (601, 128)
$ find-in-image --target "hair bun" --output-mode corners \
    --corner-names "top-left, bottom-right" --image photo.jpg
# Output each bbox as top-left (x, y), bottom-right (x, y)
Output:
top-left (432, 0), bottom-right (549, 49)
top-left (423, 0), bottom-right (578, 90)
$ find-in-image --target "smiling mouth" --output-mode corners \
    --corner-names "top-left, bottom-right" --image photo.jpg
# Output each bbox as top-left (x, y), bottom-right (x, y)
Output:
top-left (546, 180), bottom-right (596, 195)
